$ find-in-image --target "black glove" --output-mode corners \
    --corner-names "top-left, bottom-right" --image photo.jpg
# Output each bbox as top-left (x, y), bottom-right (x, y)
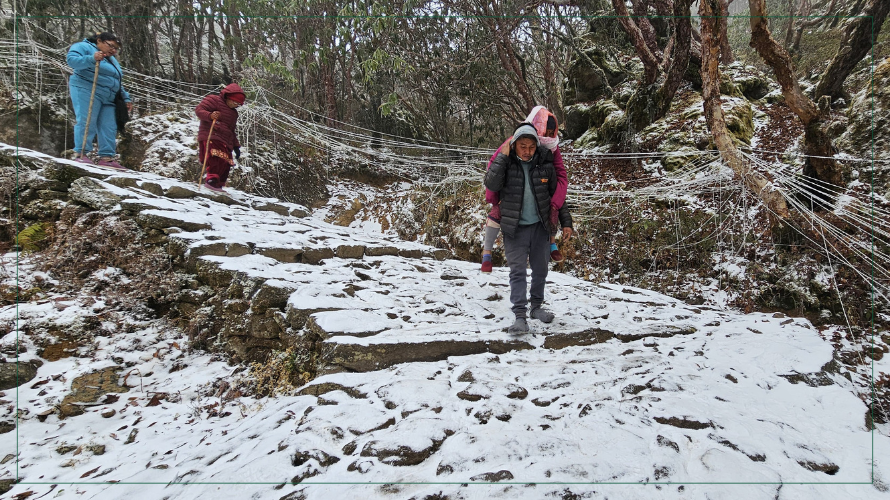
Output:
top-left (234, 147), bottom-right (241, 160)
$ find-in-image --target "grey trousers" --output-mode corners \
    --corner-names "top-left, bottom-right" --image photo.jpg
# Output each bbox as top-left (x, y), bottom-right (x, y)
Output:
top-left (503, 221), bottom-right (550, 317)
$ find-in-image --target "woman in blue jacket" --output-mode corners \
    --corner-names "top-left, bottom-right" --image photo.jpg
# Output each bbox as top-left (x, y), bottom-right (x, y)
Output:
top-left (67, 32), bottom-right (132, 169)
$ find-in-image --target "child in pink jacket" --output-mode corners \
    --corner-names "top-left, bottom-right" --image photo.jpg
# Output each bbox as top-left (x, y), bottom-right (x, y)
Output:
top-left (481, 106), bottom-right (569, 273)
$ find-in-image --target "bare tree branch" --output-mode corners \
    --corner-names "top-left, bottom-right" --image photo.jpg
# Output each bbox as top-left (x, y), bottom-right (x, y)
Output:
top-left (611, 0), bottom-right (663, 83)
top-left (749, 0), bottom-right (843, 188)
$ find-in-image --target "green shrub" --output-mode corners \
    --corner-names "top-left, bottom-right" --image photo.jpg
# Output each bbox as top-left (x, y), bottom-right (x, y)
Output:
top-left (16, 222), bottom-right (47, 252)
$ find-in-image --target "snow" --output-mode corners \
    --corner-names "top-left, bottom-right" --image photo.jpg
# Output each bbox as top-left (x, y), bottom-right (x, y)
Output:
top-left (311, 310), bottom-right (400, 336)
top-left (713, 254), bottom-right (748, 279)
top-left (3, 144), bottom-right (890, 498)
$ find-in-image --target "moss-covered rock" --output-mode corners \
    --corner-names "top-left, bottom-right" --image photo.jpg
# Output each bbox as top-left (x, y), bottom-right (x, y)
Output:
top-left (564, 47), bottom-right (629, 104)
top-left (719, 74), bottom-right (745, 99)
top-left (723, 63), bottom-right (771, 100)
top-left (59, 367), bottom-right (129, 419)
top-left (678, 102), bottom-right (703, 121)
top-left (837, 57), bottom-right (890, 195)
top-left (573, 105), bottom-right (627, 149)
top-left (564, 103), bottom-right (592, 140)
top-left (564, 100), bottom-right (621, 140)
top-left (723, 97), bottom-right (755, 145)
top-left (661, 147), bottom-right (703, 172)
top-left (613, 82), bottom-right (636, 109)
top-left (737, 73), bottom-right (770, 101)
top-left (657, 88), bottom-right (751, 148)
top-left (573, 126), bottom-right (604, 150)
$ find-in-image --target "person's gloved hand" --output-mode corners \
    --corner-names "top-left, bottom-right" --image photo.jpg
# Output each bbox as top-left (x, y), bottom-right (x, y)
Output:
top-left (234, 147), bottom-right (241, 160)
top-left (549, 203), bottom-right (560, 228)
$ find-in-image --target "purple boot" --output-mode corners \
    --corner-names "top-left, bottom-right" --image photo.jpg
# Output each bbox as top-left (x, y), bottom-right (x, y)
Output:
top-left (96, 158), bottom-right (126, 170)
top-left (204, 179), bottom-right (225, 192)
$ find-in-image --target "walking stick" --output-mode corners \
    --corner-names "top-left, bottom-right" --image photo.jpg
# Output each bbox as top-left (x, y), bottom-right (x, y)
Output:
top-left (80, 59), bottom-right (101, 158)
top-left (198, 118), bottom-right (217, 185)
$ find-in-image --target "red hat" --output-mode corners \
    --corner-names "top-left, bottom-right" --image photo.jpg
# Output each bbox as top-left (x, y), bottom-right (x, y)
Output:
top-left (228, 92), bottom-right (246, 105)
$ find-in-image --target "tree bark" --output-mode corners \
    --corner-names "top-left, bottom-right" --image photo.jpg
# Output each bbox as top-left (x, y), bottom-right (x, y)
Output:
top-left (323, 60), bottom-right (337, 126)
top-left (552, 8), bottom-right (614, 97)
top-left (749, 0), bottom-right (842, 188)
top-left (717, 0), bottom-right (735, 63)
top-left (814, 0), bottom-right (890, 101)
top-left (601, 0), bottom-right (693, 139)
top-left (784, 0), bottom-right (797, 50)
top-left (632, 0), bottom-right (663, 61)
top-left (184, 12), bottom-right (196, 82)
top-left (791, 0), bottom-right (836, 51)
top-left (223, 13), bottom-right (235, 80)
top-left (656, 0), bottom-right (693, 116)
top-left (702, 0), bottom-right (790, 218)
top-left (101, 0), bottom-right (155, 76)
top-left (195, 14), bottom-right (205, 82)
top-left (529, 10), bottom-right (560, 114)
top-left (207, 4), bottom-right (216, 83)
top-left (749, 0), bottom-right (818, 122)
top-left (612, 0), bottom-right (662, 84)
top-left (227, 0), bottom-right (244, 73)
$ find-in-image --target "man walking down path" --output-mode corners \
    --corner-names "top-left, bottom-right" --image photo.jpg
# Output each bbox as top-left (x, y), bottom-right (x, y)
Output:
top-left (481, 106), bottom-right (568, 273)
top-left (484, 123), bottom-right (559, 334)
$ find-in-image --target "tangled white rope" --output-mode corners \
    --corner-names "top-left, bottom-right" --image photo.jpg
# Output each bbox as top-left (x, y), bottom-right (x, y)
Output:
top-left (5, 38), bottom-right (889, 303)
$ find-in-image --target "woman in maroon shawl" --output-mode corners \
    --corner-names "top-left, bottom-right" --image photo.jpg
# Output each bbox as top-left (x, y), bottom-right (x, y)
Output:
top-left (195, 83), bottom-right (246, 191)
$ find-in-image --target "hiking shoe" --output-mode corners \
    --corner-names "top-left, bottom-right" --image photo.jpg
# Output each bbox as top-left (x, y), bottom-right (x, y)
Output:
top-left (507, 317), bottom-right (529, 334)
top-left (481, 260), bottom-right (493, 273)
top-left (73, 155), bottom-right (94, 165)
top-left (204, 181), bottom-right (225, 192)
top-left (550, 249), bottom-right (564, 263)
top-left (530, 306), bottom-right (555, 324)
top-left (96, 158), bottom-right (126, 170)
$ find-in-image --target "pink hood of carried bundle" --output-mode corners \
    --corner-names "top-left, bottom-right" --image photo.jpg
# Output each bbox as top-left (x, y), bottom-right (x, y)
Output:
top-left (525, 105), bottom-right (559, 151)
top-left (491, 105), bottom-right (560, 156)
top-left (485, 105), bottom-right (566, 208)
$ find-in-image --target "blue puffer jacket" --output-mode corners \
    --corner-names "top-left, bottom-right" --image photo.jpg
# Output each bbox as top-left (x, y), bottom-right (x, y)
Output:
top-left (67, 39), bottom-right (131, 104)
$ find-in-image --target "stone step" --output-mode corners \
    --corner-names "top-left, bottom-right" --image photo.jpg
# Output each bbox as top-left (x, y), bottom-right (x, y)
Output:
top-left (54, 166), bottom-right (449, 269)
top-left (208, 252), bottom-right (709, 370)
top-left (10, 146), bottom-right (714, 374)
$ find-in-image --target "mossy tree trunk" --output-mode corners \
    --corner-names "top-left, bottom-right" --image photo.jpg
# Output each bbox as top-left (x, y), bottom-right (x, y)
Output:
top-left (609, 0), bottom-right (694, 134)
top-left (611, 0), bottom-right (662, 85)
top-left (814, 0), bottom-right (890, 101)
top-left (701, 0), bottom-right (790, 218)
top-left (717, 0), bottom-right (735, 63)
top-left (748, 0), bottom-right (844, 189)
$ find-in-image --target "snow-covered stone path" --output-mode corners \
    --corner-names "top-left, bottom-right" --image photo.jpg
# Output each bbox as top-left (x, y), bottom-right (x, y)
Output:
top-left (3, 145), bottom-right (889, 498)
